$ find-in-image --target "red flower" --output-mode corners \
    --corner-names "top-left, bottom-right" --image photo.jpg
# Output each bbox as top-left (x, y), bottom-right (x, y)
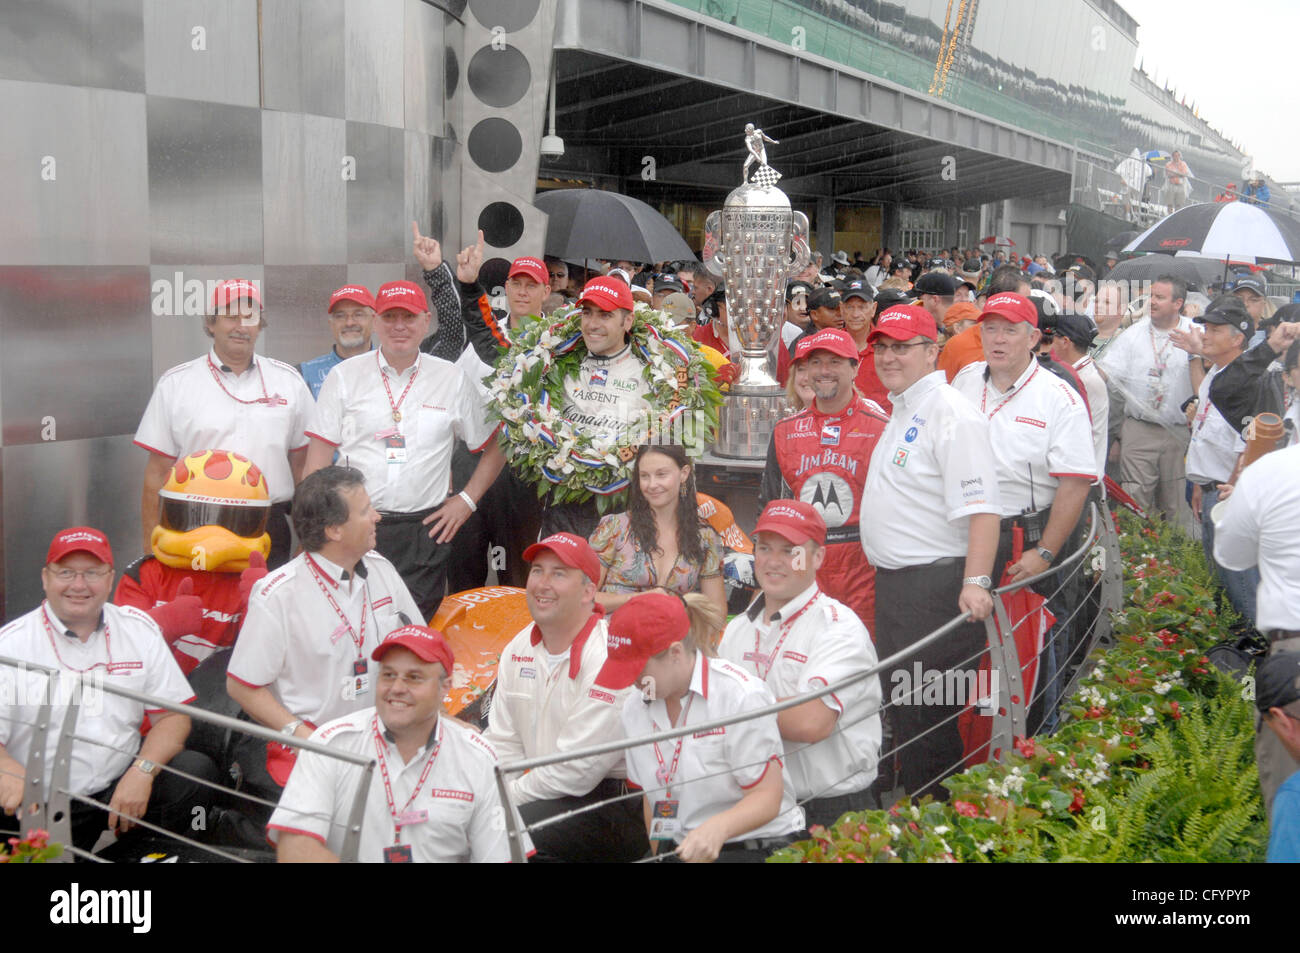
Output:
top-left (953, 800), bottom-right (980, 818)
top-left (1014, 736), bottom-right (1036, 758)
top-left (1086, 706), bottom-right (1107, 718)
top-left (1169, 701), bottom-right (1182, 720)
top-left (1069, 789), bottom-right (1086, 813)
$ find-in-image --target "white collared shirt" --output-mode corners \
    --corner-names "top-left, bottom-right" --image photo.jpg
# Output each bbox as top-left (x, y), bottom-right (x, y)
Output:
top-left (267, 710), bottom-right (531, 862)
top-left (134, 348), bottom-right (312, 503)
top-left (0, 602), bottom-right (194, 794)
top-left (952, 360), bottom-right (1097, 515)
top-left (717, 583), bottom-right (881, 799)
top-left (621, 653), bottom-right (804, 843)
top-left (1213, 443), bottom-right (1300, 631)
top-left (483, 613), bottom-right (632, 804)
top-left (227, 550), bottom-right (421, 727)
top-left (306, 349), bottom-right (498, 513)
top-left (1098, 315), bottom-right (1196, 429)
top-left (862, 370), bottom-right (1001, 567)
top-left (1186, 364), bottom-right (1245, 484)
top-left (1072, 355), bottom-right (1110, 478)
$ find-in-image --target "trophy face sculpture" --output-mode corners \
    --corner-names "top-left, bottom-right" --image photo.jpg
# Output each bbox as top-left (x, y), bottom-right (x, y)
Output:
top-left (702, 124), bottom-right (811, 459)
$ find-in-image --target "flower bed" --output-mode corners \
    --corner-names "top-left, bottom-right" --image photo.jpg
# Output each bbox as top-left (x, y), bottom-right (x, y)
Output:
top-left (1, 829), bottom-right (61, 863)
top-left (770, 512), bottom-right (1267, 863)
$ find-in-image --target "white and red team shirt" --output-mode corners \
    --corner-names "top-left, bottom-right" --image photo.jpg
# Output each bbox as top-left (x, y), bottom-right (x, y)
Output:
top-left (1072, 355), bottom-right (1110, 479)
top-left (227, 551), bottom-right (421, 728)
top-left (482, 611), bottom-right (633, 805)
top-left (1186, 364), bottom-right (1245, 484)
top-left (135, 348), bottom-right (312, 504)
top-left (267, 710), bottom-right (532, 862)
top-left (0, 602), bottom-right (194, 794)
top-left (114, 558), bottom-right (247, 675)
top-left (306, 349), bottom-right (499, 514)
top-left (862, 370), bottom-right (1001, 568)
top-left (951, 360), bottom-right (1097, 516)
top-left (717, 583), bottom-right (881, 799)
top-left (620, 653), bottom-right (805, 844)
top-left (561, 344), bottom-right (655, 441)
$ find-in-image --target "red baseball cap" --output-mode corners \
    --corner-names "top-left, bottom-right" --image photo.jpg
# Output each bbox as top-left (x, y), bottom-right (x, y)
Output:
top-left (46, 526), bottom-right (113, 566)
top-left (210, 279), bottom-right (262, 311)
top-left (595, 593), bottom-right (689, 690)
top-left (375, 280), bottom-right (429, 315)
top-left (328, 285), bottom-right (376, 312)
top-left (577, 277), bottom-right (634, 312)
top-left (794, 328), bottom-right (859, 362)
top-left (523, 533), bottom-right (602, 584)
top-left (868, 304), bottom-right (938, 343)
top-left (980, 292), bottom-right (1038, 328)
top-left (508, 257), bottom-right (549, 285)
top-left (372, 625), bottom-right (455, 672)
top-left (753, 500), bottom-right (826, 546)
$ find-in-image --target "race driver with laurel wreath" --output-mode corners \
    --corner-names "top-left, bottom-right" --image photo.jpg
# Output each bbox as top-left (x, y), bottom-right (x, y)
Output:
top-left (488, 277), bottom-right (724, 544)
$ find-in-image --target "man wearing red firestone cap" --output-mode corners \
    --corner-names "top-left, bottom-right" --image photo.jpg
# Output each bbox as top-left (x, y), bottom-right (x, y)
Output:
top-left (541, 277), bottom-right (657, 538)
top-left (861, 305), bottom-right (1001, 799)
top-left (298, 285), bottom-right (376, 400)
top-left (302, 279), bottom-right (505, 619)
top-left (952, 292), bottom-right (1097, 731)
top-left (482, 534), bottom-right (647, 862)
top-left (718, 501), bottom-right (881, 830)
top-left (269, 625), bottom-right (530, 863)
top-left (0, 527), bottom-right (217, 857)
top-left (761, 328), bottom-right (889, 633)
top-left (136, 278), bottom-right (313, 568)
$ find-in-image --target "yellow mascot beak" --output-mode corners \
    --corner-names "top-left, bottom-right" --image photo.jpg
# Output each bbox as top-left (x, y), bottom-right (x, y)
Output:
top-left (151, 524), bottom-right (271, 573)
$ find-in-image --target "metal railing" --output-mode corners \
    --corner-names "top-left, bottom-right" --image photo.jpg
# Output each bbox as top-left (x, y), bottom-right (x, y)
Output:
top-left (493, 501), bottom-right (1120, 862)
top-left (0, 655), bottom-right (375, 863)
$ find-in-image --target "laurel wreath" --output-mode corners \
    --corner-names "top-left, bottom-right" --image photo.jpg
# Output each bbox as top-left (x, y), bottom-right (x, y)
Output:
top-left (487, 304), bottom-right (723, 513)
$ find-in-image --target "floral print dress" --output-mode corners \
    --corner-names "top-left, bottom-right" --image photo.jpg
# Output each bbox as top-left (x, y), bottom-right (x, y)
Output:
top-left (589, 513), bottom-right (722, 595)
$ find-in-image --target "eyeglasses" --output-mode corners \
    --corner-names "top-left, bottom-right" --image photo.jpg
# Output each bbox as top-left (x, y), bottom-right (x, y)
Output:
top-left (48, 568), bottom-right (112, 583)
top-left (874, 340), bottom-right (931, 356)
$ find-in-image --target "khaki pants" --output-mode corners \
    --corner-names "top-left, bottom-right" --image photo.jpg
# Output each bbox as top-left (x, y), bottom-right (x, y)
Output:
top-left (1119, 417), bottom-right (1191, 530)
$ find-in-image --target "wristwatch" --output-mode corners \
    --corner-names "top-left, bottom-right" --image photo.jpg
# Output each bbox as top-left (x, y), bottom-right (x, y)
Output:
top-left (281, 719), bottom-right (304, 736)
top-left (962, 575), bottom-right (994, 590)
top-left (1036, 546), bottom-right (1055, 564)
top-left (134, 759), bottom-right (158, 777)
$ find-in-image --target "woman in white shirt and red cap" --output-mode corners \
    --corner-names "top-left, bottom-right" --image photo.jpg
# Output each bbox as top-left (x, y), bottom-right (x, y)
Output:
top-left (595, 591), bottom-right (805, 862)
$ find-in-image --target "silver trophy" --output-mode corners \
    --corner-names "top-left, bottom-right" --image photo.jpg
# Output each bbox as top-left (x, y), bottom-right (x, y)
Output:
top-left (702, 124), bottom-right (810, 458)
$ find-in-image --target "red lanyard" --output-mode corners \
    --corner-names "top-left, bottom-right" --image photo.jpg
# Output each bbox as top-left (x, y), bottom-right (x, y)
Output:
top-left (981, 364), bottom-right (1038, 420)
top-left (1148, 323), bottom-right (1174, 373)
top-left (750, 589), bottom-right (820, 679)
top-left (650, 694), bottom-right (696, 795)
top-left (207, 356), bottom-right (274, 405)
top-left (372, 715), bottom-right (441, 845)
top-left (305, 555), bottom-right (369, 657)
top-left (41, 604), bottom-right (116, 673)
top-left (378, 351), bottom-right (419, 423)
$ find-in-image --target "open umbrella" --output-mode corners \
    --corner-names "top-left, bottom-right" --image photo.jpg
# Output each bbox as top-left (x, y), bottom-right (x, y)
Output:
top-left (979, 235), bottom-right (1015, 246)
top-left (1105, 229), bottom-right (1139, 249)
top-left (535, 189), bottom-right (694, 264)
top-left (1102, 255), bottom-right (1231, 291)
top-left (1122, 202), bottom-right (1300, 265)
top-left (1143, 149), bottom-right (1171, 164)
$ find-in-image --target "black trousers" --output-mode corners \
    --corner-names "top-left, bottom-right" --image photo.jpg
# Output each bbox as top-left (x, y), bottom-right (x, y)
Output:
top-left (375, 507), bottom-right (451, 622)
top-left (539, 498), bottom-right (603, 542)
top-left (1, 750), bottom-right (220, 858)
top-left (445, 448), bottom-right (544, 592)
top-left (266, 501), bottom-right (293, 570)
top-left (875, 559), bottom-right (988, 801)
top-left (517, 778), bottom-right (648, 863)
top-left (803, 788), bottom-right (876, 830)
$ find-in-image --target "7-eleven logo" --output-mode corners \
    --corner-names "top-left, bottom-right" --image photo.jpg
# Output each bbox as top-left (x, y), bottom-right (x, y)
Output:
top-left (892, 448), bottom-right (909, 468)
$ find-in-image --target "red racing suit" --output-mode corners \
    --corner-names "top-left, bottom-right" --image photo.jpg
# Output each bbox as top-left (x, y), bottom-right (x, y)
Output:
top-left (114, 556), bottom-right (247, 676)
top-left (760, 395), bottom-right (890, 634)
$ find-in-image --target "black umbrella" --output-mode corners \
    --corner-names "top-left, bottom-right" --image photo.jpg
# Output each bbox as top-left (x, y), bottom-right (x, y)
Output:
top-left (1105, 230), bottom-right (1139, 249)
top-left (1101, 255), bottom-right (1226, 291)
top-left (1122, 202), bottom-right (1300, 265)
top-left (535, 189), bottom-right (694, 264)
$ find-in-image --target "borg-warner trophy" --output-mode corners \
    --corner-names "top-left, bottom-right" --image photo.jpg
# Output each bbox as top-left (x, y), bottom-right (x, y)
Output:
top-left (702, 124), bottom-right (811, 458)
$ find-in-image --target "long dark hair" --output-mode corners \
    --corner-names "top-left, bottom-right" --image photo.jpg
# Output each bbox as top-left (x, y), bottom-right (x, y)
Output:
top-left (627, 445), bottom-right (706, 567)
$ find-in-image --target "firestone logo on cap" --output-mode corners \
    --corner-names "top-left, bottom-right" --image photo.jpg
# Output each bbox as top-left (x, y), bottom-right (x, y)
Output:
top-left (509, 257), bottom-right (549, 284)
top-left (766, 503), bottom-right (804, 520)
top-left (58, 531), bottom-right (103, 544)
